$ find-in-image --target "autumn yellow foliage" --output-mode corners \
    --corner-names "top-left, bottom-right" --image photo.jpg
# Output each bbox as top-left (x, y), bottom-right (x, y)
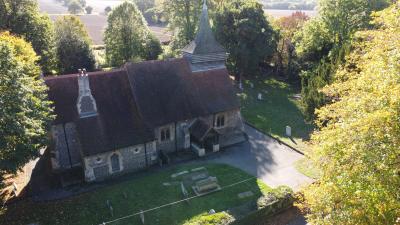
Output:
top-left (299, 2), bottom-right (400, 225)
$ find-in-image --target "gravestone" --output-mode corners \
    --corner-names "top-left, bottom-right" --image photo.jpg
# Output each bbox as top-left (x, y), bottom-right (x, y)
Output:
top-left (238, 191), bottom-right (254, 199)
top-left (250, 82), bottom-right (254, 88)
top-left (192, 176), bottom-right (221, 195)
top-left (257, 93), bottom-right (263, 100)
top-left (171, 170), bottom-right (189, 178)
top-left (191, 167), bottom-right (206, 172)
top-left (191, 173), bottom-right (208, 181)
top-left (286, 126), bottom-right (292, 137)
top-left (140, 210), bottom-right (145, 224)
top-left (181, 182), bottom-right (188, 198)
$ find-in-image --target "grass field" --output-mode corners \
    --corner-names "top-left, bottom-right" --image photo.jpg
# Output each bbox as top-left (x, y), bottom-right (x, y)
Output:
top-left (0, 164), bottom-right (272, 225)
top-left (239, 77), bottom-right (314, 152)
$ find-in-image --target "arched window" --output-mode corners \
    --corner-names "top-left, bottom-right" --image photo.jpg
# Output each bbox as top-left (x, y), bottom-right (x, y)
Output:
top-left (110, 153), bottom-right (120, 173)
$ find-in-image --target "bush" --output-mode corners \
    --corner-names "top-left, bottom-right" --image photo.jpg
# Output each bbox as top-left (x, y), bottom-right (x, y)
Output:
top-left (104, 6), bottom-right (112, 14)
top-left (183, 212), bottom-right (234, 225)
top-left (85, 6), bottom-right (93, 14)
top-left (231, 186), bottom-right (294, 225)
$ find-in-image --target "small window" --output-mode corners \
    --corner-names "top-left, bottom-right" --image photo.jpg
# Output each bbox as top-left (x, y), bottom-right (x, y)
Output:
top-left (160, 127), bottom-right (171, 142)
top-left (216, 115), bottom-right (225, 128)
top-left (110, 154), bottom-right (120, 173)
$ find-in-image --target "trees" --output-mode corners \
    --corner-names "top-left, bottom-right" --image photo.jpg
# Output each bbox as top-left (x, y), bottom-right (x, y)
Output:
top-left (104, 2), bottom-right (156, 66)
top-left (104, 6), bottom-right (112, 15)
top-left (299, 3), bottom-right (400, 224)
top-left (85, 5), bottom-right (93, 14)
top-left (0, 32), bottom-right (53, 176)
top-left (294, 0), bottom-right (392, 120)
top-left (0, 0), bottom-right (56, 74)
top-left (214, 0), bottom-right (277, 78)
top-left (161, 0), bottom-right (203, 49)
top-left (142, 33), bottom-right (162, 60)
top-left (68, 0), bottom-right (84, 14)
top-left (274, 11), bottom-right (309, 81)
top-left (54, 16), bottom-right (96, 74)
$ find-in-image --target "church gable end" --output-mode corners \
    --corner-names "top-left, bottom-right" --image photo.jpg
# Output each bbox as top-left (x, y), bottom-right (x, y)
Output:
top-left (77, 69), bottom-right (98, 118)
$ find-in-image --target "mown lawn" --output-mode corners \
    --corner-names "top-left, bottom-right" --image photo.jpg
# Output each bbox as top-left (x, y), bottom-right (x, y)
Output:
top-left (239, 77), bottom-right (314, 152)
top-left (0, 164), bottom-right (272, 225)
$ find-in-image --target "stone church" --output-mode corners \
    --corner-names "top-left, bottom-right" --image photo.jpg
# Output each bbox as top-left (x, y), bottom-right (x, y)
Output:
top-left (46, 1), bottom-right (246, 182)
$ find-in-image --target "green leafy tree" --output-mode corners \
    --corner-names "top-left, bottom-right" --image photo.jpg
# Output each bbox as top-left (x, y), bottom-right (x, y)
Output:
top-left (294, 0), bottom-right (391, 120)
top-left (274, 11), bottom-right (309, 81)
top-left (54, 16), bottom-right (96, 74)
top-left (161, 0), bottom-right (202, 49)
top-left (104, 1), bottom-right (150, 66)
top-left (142, 33), bottom-right (162, 60)
top-left (214, 0), bottom-right (277, 79)
top-left (0, 0), bottom-right (56, 74)
top-left (68, 0), bottom-right (83, 14)
top-left (299, 3), bottom-right (400, 224)
top-left (0, 32), bottom-right (54, 177)
top-left (104, 6), bottom-right (112, 15)
top-left (85, 5), bottom-right (93, 14)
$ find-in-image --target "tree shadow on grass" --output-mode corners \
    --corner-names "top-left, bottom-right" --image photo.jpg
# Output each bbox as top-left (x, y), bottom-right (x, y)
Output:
top-left (240, 77), bottom-right (314, 143)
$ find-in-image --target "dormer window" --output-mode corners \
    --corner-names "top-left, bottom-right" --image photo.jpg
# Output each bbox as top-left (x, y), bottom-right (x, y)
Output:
top-left (160, 127), bottom-right (171, 142)
top-left (216, 114), bottom-right (225, 128)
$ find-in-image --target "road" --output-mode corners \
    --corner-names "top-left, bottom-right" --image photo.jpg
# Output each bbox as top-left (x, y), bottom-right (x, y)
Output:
top-left (204, 124), bottom-right (314, 191)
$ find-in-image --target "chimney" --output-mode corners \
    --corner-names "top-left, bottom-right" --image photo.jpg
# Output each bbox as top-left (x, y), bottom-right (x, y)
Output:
top-left (76, 69), bottom-right (98, 118)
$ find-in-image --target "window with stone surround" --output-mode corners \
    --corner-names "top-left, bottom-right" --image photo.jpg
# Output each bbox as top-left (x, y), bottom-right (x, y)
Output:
top-left (160, 127), bottom-right (171, 142)
top-left (216, 114), bottom-right (225, 128)
top-left (110, 153), bottom-right (121, 173)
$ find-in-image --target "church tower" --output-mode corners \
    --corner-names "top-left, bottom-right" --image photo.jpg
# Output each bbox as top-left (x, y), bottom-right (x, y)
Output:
top-left (182, 0), bottom-right (227, 72)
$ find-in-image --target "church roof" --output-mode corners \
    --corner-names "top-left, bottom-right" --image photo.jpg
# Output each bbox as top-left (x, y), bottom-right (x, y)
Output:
top-left (182, 0), bottom-right (226, 55)
top-left (46, 58), bottom-right (239, 156)
top-left (46, 70), bottom-right (154, 156)
top-left (126, 58), bottom-right (239, 128)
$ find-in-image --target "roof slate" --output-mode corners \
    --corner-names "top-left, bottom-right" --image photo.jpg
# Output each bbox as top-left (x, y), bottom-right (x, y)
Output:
top-left (125, 58), bottom-right (240, 128)
top-left (46, 70), bottom-right (154, 156)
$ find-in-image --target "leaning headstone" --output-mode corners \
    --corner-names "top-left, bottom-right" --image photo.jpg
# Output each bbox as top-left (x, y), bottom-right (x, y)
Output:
top-left (106, 200), bottom-right (113, 217)
top-left (257, 93), bottom-right (263, 100)
top-left (209, 209), bottom-right (216, 215)
top-left (140, 210), bottom-right (145, 224)
top-left (250, 82), bottom-right (254, 88)
top-left (181, 182), bottom-right (188, 198)
top-left (286, 126), bottom-right (292, 137)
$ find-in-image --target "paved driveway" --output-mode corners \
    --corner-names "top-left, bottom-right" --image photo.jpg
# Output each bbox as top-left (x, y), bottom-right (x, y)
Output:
top-left (204, 125), bottom-right (313, 191)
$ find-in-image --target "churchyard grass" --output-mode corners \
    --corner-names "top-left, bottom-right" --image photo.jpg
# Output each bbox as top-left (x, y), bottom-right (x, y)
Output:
top-left (0, 163), bottom-right (272, 225)
top-left (294, 158), bottom-right (321, 179)
top-left (239, 77), bottom-right (314, 153)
